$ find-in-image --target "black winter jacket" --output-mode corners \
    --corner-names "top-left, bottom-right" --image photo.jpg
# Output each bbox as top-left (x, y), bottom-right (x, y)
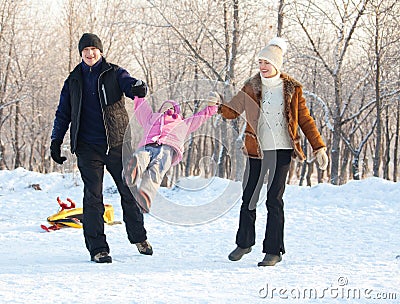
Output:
top-left (51, 57), bottom-right (138, 153)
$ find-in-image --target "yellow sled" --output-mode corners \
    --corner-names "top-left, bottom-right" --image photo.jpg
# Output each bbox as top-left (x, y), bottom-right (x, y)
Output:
top-left (41, 197), bottom-right (116, 231)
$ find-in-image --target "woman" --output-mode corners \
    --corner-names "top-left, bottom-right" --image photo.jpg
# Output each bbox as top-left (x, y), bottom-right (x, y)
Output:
top-left (218, 37), bottom-right (328, 266)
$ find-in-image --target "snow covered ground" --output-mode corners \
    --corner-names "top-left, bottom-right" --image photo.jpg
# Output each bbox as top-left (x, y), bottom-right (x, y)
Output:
top-left (0, 168), bottom-right (399, 303)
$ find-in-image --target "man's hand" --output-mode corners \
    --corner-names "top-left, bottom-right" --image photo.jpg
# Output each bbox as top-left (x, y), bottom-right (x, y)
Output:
top-left (132, 80), bottom-right (148, 98)
top-left (50, 139), bottom-right (67, 165)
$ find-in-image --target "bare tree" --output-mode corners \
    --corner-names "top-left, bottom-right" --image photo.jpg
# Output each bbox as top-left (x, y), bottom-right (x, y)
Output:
top-left (127, 0), bottom-right (269, 179)
top-left (363, 0), bottom-right (399, 178)
top-left (0, 0), bottom-right (398, 183)
top-left (290, 0), bottom-right (370, 184)
top-left (394, 96), bottom-right (400, 181)
top-left (0, 0), bottom-right (16, 170)
top-left (63, 0), bottom-right (83, 72)
top-left (277, 0), bottom-right (285, 37)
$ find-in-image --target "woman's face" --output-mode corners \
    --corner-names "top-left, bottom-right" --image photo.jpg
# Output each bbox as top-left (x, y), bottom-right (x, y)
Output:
top-left (259, 59), bottom-right (278, 78)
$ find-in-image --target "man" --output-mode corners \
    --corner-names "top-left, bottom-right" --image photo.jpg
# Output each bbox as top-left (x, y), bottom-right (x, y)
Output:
top-left (50, 33), bottom-right (152, 263)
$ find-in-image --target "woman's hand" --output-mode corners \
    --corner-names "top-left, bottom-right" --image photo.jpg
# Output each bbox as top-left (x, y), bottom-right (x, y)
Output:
top-left (314, 147), bottom-right (328, 170)
top-left (207, 91), bottom-right (221, 106)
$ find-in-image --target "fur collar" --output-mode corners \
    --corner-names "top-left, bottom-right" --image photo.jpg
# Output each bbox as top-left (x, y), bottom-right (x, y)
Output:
top-left (244, 72), bottom-right (302, 99)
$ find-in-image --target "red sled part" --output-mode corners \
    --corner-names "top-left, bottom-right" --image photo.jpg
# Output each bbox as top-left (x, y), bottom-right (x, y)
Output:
top-left (41, 197), bottom-right (80, 232)
top-left (41, 197), bottom-right (115, 232)
top-left (57, 196), bottom-right (76, 210)
top-left (40, 224), bottom-right (61, 232)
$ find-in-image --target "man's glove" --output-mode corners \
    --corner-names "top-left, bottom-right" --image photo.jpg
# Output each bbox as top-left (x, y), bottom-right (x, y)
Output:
top-left (314, 147), bottom-right (328, 171)
top-left (50, 139), bottom-right (67, 165)
top-left (132, 80), bottom-right (148, 98)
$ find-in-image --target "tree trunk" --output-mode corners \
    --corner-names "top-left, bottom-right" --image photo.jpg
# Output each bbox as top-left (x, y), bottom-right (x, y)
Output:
top-left (0, 15), bottom-right (14, 170)
top-left (352, 152), bottom-right (360, 180)
top-left (219, 0), bottom-right (240, 178)
top-left (330, 74), bottom-right (342, 185)
top-left (0, 140), bottom-right (7, 170)
top-left (299, 137), bottom-right (308, 186)
top-left (373, 12), bottom-right (382, 177)
top-left (13, 100), bottom-right (22, 168)
top-left (362, 153), bottom-right (369, 179)
top-left (218, 123), bottom-right (228, 178)
top-left (393, 98), bottom-right (399, 182)
top-left (277, 0), bottom-right (285, 37)
top-left (339, 144), bottom-right (350, 184)
top-left (383, 104), bottom-right (390, 180)
top-left (185, 68), bottom-right (200, 176)
top-left (306, 161), bottom-right (313, 186)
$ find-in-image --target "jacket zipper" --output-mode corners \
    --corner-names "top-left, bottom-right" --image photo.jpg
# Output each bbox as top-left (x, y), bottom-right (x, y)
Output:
top-left (102, 84), bottom-right (108, 105)
top-left (98, 67), bottom-right (112, 155)
top-left (73, 90), bottom-right (83, 154)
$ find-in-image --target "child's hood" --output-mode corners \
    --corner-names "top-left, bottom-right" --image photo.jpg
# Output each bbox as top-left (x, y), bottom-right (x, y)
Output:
top-left (157, 100), bottom-right (181, 115)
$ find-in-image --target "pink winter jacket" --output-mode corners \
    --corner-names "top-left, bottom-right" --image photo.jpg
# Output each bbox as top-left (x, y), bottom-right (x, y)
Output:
top-left (133, 97), bottom-right (218, 166)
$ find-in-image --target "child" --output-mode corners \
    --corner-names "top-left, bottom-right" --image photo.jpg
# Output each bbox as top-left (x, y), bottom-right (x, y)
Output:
top-left (124, 96), bottom-right (218, 213)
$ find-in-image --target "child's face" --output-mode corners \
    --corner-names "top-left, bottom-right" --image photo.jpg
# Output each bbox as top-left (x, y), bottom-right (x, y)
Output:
top-left (160, 104), bottom-right (174, 113)
top-left (164, 106), bottom-right (173, 113)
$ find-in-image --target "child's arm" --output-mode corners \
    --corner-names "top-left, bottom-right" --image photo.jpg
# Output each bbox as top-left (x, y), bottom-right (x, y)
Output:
top-left (184, 104), bottom-right (218, 133)
top-left (133, 97), bottom-right (153, 127)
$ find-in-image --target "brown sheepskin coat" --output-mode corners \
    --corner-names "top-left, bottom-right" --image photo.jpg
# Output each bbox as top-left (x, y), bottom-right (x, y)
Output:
top-left (219, 72), bottom-right (326, 161)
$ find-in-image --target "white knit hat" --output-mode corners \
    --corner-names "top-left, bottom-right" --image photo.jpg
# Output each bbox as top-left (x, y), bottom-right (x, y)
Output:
top-left (258, 37), bottom-right (287, 71)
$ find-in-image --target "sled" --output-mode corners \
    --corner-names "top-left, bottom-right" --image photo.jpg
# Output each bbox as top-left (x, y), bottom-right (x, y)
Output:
top-left (41, 197), bottom-right (118, 232)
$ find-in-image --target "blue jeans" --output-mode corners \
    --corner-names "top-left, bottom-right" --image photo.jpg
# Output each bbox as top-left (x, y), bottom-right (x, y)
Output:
top-left (135, 144), bottom-right (175, 203)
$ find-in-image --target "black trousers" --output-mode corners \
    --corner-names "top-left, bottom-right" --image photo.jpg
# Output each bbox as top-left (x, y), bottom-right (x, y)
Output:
top-left (236, 149), bottom-right (292, 255)
top-left (76, 142), bottom-right (147, 257)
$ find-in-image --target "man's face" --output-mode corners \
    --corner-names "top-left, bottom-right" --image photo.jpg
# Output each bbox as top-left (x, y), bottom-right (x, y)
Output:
top-left (81, 47), bottom-right (102, 66)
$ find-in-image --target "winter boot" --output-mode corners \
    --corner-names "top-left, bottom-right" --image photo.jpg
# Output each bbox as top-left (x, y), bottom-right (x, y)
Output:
top-left (91, 252), bottom-right (112, 263)
top-left (257, 253), bottom-right (282, 266)
top-left (135, 240), bottom-right (153, 255)
top-left (228, 246), bottom-right (252, 261)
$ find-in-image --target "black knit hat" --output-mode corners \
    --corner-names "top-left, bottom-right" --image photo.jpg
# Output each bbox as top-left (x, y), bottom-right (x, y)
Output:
top-left (78, 33), bottom-right (103, 55)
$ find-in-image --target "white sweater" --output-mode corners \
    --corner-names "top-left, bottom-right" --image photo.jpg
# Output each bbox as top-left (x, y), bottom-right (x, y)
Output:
top-left (257, 73), bottom-right (292, 150)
